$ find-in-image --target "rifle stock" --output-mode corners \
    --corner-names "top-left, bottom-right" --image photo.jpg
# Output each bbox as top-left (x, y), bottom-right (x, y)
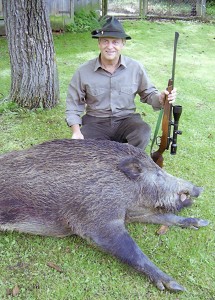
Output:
top-left (151, 82), bottom-right (172, 168)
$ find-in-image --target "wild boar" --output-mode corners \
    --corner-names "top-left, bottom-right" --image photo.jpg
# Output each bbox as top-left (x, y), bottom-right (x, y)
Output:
top-left (0, 139), bottom-right (208, 292)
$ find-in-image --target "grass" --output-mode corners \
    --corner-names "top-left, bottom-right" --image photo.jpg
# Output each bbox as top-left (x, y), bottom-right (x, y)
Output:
top-left (0, 20), bottom-right (215, 299)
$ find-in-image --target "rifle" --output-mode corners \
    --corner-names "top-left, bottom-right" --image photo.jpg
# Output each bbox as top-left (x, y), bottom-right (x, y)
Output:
top-left (151, 32), bottom-right (182, 168)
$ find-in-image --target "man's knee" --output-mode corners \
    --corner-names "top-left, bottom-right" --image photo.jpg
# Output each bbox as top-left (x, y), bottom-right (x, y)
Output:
top-left (80, 121), bottom-right (111, 140)
top-left (127, 122), bottom-right (151, 150)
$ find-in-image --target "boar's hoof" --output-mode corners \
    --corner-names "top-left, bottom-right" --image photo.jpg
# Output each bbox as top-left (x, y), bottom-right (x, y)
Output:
top-left (156, 279), bottom-right (185, 292)
top-left (166, 281), bottom-right (186, 292)
top-left (181, 218), bottom-right (209, 229)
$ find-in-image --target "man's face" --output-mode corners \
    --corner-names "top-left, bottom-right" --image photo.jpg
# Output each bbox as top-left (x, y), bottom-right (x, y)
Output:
top-left (98, 38), bottom-right (125, 62)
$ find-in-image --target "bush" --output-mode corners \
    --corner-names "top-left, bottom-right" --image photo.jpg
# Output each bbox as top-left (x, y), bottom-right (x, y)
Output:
top-left (207, 0), bottom-right (215, 4)
top-left (65, 10), bottom-right (101, 33)
top-left (206, 1), bottom-right (215, 17)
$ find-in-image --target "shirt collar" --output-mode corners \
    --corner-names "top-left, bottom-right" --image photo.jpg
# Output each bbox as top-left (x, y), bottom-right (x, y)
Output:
top-left (94, 54), bottom-right (127, 72)
top-left (120, 55), bottom-right (127, 68)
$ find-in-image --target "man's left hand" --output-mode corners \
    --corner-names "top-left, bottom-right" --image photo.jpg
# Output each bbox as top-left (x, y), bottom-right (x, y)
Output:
top-left (159, 88), bottom-right (177, 106)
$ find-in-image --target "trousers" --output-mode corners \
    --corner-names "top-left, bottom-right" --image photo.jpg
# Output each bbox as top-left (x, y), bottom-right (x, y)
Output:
top-left (80, 113), bottom-right (151, 150)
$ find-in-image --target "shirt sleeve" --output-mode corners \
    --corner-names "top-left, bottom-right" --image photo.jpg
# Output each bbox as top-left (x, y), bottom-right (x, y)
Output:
top-left (138, 65), bottom-right (162, 111)
top-left (65, 70), bottom-right (86, 126)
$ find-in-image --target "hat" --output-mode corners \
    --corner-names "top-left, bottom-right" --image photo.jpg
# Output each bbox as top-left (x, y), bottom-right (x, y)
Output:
top-left (91, 16), bottom-right (131, 40)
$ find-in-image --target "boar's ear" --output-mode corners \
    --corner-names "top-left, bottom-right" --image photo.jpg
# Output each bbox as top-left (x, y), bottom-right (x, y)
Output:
top-left (118, 157), bottom-right (143, 180)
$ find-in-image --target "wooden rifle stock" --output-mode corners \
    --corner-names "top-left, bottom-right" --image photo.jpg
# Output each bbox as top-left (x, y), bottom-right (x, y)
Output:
top-left (151, 80), bottom-right (173, 168)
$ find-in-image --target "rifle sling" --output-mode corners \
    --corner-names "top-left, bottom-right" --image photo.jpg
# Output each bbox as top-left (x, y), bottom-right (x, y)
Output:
top-left (150, 108), bottom-right (164, 155)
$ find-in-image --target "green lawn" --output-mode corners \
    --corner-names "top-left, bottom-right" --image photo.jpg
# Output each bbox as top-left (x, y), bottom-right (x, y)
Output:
top-left (0, 20), bottom-right (214, 299)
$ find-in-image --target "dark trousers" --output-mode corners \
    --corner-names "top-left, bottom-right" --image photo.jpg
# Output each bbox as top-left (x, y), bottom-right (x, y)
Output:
top-left (80, 113), bottom-right (151, 150)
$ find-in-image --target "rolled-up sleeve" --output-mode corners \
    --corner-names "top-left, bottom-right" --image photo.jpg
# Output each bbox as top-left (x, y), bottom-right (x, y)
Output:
top-left (138, 66), bottom-right (162, 111)
top-left (65, 70), bottom-right (86, 126)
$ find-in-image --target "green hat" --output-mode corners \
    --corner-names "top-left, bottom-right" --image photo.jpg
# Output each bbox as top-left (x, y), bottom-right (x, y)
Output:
top-left (91, 16), bottom-right (131, 40)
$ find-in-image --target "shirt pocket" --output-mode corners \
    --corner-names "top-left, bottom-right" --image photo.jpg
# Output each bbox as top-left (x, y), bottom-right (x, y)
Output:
top-left (87, 87), bottom-right (107, 97)
top-left (120, 86), bottom-right (134, 95)
top-left (86, 86), bottom-right (109, 110)
top-left (116, 84), bottom-right (138, 109)
top-left (119, 83), bottom-right (138, 96)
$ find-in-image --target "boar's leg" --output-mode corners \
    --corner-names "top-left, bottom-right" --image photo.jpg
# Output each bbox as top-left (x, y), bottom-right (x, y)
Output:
top-left (126, 209), bottom-right (209, 229)
top-left (90, 222), bottom-right (185, 292)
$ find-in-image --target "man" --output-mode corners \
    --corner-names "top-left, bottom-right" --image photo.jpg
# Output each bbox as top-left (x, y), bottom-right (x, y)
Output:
top-left (65, 16), bottom-right (176, 150)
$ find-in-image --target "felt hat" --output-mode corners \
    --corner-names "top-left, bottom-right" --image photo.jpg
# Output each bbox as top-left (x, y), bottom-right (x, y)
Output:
top-left (91, 16), bottom-right (131, 40)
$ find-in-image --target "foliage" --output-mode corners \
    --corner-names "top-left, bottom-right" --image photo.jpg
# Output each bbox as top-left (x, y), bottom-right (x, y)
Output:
top-left (206, 2), bottom-right (215, 16)
top-left (206, 0), bottom-right (215, 5)
top-left (0, 20), bottom-right (215, 299)
top-left (65, 10), bottom-right (101, 33)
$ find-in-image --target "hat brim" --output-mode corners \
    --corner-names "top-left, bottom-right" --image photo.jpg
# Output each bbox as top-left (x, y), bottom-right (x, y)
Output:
top-left (92, 32), bottom-right (131, 40)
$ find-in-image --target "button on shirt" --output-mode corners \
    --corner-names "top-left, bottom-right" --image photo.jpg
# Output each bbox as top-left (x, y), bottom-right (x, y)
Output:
top-left (66, 55), bottom-right (162, 126)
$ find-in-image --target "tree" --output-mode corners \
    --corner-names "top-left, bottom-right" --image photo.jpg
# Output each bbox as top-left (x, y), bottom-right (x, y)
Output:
top-left (2, 0), bottom-right (59, 109)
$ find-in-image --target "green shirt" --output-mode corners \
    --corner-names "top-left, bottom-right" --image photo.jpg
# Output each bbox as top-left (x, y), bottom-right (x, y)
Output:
top-left (66, 55), bottom-right (161, 126)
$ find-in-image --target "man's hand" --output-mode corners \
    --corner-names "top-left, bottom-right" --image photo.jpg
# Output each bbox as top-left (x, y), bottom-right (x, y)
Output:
top-left (72, 132), bottom-right (84, 139)
top-left (71, 124), bottom-right (84, 139)
top-left (159, 88), bottom-right (177, 106)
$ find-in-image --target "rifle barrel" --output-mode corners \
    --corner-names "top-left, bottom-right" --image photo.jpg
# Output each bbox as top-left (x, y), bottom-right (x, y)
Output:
top-left (172, 32), bottom-right (179, 87)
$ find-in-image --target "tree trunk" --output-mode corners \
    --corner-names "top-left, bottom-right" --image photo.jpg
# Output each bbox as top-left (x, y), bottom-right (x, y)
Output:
top-left (2, 0), bottom-right (59, 109)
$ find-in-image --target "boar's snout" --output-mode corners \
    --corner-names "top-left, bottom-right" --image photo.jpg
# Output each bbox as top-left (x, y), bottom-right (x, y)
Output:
top-left (192, 186), bottom-right (203, 197)
top-left (177, 185), bottom-right (203, 211)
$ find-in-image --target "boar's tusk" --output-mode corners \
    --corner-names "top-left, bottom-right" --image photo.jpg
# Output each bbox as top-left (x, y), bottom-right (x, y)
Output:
top-left (180, 193), bottom-right (187, 202)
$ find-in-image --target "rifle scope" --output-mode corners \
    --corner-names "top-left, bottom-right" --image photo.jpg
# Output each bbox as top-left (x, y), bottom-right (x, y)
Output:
top-left (171, 105), bottom-right (182, 155)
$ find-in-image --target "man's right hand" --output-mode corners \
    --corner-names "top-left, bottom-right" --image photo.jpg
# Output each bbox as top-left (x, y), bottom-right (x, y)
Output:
top-left (72, 132), bottom-right (84, 139)
top-left (71, 124), bottom-right (84, 139)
